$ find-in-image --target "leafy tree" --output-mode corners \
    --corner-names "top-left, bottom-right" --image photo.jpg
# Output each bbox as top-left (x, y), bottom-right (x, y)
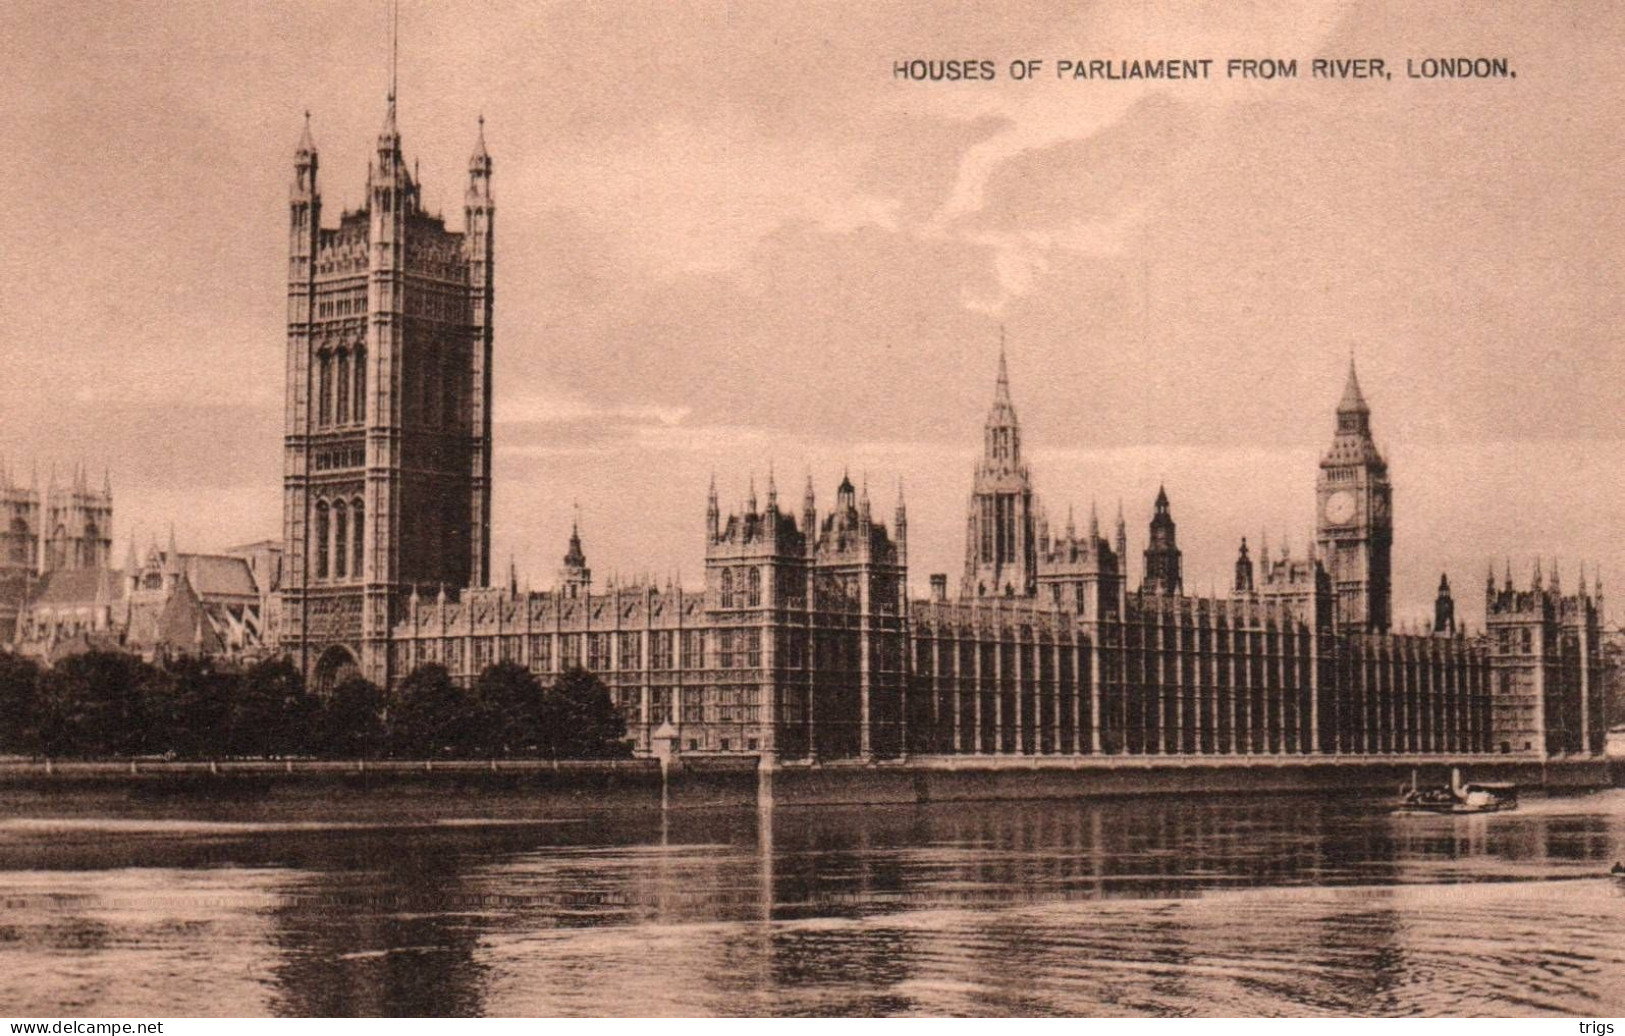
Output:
top-left (228, 657), bottom-right (316, 758)
top-left (0, 652), bottom-right (43, 756)
top-left (315, 676), bottom-right (387, 759)
top-left (472, 662), bottom-right (544, 756)
top-left (542, 666), bottom-right (632, 760)
top-left (388, 664), bottom-right (477, 758)
top-left (148, 656), bottom-right (236, 759)
top-left (34, 651), bottom-right (162, 758)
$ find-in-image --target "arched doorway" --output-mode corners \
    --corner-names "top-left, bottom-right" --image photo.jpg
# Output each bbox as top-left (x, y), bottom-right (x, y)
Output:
top-left (314, 644), bottom-right (361, 698)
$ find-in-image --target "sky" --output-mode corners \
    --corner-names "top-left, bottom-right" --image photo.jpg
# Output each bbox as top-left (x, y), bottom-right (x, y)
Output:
top-left (1, 1), bottom-right (1622, 628)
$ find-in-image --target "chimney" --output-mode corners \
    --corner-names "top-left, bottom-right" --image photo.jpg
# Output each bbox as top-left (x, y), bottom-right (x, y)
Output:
top-left (929, 574), bottom-right (947, 602)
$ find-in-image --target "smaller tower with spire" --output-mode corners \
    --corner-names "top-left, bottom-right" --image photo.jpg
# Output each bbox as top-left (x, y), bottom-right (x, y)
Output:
top-left (1141, 485), bottom-right (1183, 595)
top-left (962, 338), bottom-right (1037, 598)
top-left (1234, 537), bottom-right (1255, 594)
top-left (558, 512), bottom-right (591, 599)
top-left (1433, 572), bottom-right (1456, 635)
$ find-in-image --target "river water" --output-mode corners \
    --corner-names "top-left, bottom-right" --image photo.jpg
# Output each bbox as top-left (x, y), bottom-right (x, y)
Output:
top-left (0, 788), bottom-right (1622, 1017)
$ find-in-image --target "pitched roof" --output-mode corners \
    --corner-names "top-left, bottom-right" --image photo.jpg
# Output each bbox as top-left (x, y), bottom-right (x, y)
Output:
top-left (182, 553), bottom-right (259, 598)
top-left (29, 568), bottom-right (124, 608)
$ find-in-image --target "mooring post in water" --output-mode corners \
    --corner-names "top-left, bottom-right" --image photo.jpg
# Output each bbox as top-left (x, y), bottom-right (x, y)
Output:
top-left (757, 755), bottom-right (775, 810)
top-left (650, 719), bottom-right (679, 809)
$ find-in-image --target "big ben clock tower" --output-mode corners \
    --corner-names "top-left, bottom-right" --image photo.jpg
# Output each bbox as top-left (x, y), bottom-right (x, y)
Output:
top-left (1315, 358), bottom-right (1392, 632)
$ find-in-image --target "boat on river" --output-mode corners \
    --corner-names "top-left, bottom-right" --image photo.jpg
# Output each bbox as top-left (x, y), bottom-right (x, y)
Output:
top-left (1396, 767), bottom-right (1518, 814)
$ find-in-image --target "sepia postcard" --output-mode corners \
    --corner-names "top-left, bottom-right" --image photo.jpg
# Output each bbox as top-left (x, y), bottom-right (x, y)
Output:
top-left (0, 0), bottom-right (1621, 1023)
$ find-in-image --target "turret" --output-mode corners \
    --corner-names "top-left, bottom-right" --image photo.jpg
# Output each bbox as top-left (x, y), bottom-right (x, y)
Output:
top-left (706, 474), bottom-right (720, 541)
top-left (894, 479), bottom-right (907, 566)
top-left (801, 474), bottom-right (816, 542)
top-left (164, 524), bottom-right (182, 591)
top-left (1142, 485), bottom-right (1183, 595)
top-left (1434, 572), bottom-right (1456, 635)
top-left (289, 112), bottom-right (320, 287)
top-left (559, 519), bottom-right (591, 599)
top-left (124, 536), bottom-right (140, 594)
top-left (1234, 537), bottom-right (1255, 594)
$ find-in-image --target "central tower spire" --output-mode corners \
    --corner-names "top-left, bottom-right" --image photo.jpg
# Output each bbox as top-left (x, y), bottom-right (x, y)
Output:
top-left (962, 335), bottom-right (1036, 599)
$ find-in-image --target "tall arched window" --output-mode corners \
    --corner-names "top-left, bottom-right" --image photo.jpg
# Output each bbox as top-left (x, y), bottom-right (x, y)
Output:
top-left (352, 345), bottom-right (366, 425)
top-left (422, 353), bottom-right (438, 426)
top-left (333, 500), bottom-right (348, 579)
top-left (336, 349), bottom-right (350, 424)
top-left (720, 568), bottom-right (734, 609)
top-left (747, 567), bottom-right (762, 607)
top-left (442, 353), bottom-right (460, 428)
top-left (317, 352), bottom-right (333, 427)
top-left (314, 501), bottom-right (330, 579)
top-left (351, 498), bottom-right (365, 578)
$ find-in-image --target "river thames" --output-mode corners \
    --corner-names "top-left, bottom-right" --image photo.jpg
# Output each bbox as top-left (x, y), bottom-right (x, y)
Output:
top-left (0, 788), bottom-right (1621, 1017)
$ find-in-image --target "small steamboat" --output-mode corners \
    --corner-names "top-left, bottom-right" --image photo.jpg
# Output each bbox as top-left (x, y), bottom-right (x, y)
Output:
top-left (1397, 768), bottom-right (1518, 814)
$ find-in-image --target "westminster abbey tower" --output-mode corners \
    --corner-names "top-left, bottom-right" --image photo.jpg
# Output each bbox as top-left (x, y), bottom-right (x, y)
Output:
top-left (282, 97), bottom-right (495, 689)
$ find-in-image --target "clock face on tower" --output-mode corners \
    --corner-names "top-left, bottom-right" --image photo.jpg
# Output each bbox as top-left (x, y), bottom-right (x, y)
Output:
top-left (1325, 490), bottom-right (1357, 526)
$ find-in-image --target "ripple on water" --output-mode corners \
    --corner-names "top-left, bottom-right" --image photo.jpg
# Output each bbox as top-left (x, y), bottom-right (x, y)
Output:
top-left (0, 792), bottom-right (1621, 1016)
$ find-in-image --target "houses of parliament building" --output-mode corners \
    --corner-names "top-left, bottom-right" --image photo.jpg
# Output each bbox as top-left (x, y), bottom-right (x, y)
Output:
top-left (11, 96), bottom-right (1595, 766)
top-left (277, 101), bottom-right (1605, 765)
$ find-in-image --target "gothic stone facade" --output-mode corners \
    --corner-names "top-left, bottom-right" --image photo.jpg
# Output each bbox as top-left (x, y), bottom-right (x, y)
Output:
top-left (1, 464), bottom-right (113, 643)
top-left (383, 354), bottom-right (1604, 762)
top-left (286, 103), bottom-right (1601, 761)
top-left (281, 101), bottom-right (494, 692)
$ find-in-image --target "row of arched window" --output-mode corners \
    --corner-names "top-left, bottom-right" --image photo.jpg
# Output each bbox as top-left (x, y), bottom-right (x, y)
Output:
top-left (718, 566), bottom-right (763, 609)
top-left (316, 345), bottom-right (366, 427)
top-left (314, 497), bottom-right (365, 580)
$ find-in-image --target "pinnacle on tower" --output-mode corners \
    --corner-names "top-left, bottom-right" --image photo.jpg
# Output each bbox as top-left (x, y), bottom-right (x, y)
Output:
top-left (295, 109), bottom-right (316, 159)
top-left (469, 113), bottom-right (491, 170)
top-left (995, 332), bottom-right (1011, 403)
top-left (767, 463), bottom-right (778, 511)
top-left (1338, 353), bottom-right (1370, 414)
top-left (379, 91), bottom-right (399, 145)
top-left (1088, 498), bottom-right (1100, 540)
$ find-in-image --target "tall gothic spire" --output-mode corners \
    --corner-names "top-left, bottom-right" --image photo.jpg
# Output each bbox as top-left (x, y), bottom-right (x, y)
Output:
top-left (981, 331), bottom-right (1021, 467)
top-left (295, 110), bottom-right (316, 160)
top-left (1338, 352), bottom-right (1369, 414)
